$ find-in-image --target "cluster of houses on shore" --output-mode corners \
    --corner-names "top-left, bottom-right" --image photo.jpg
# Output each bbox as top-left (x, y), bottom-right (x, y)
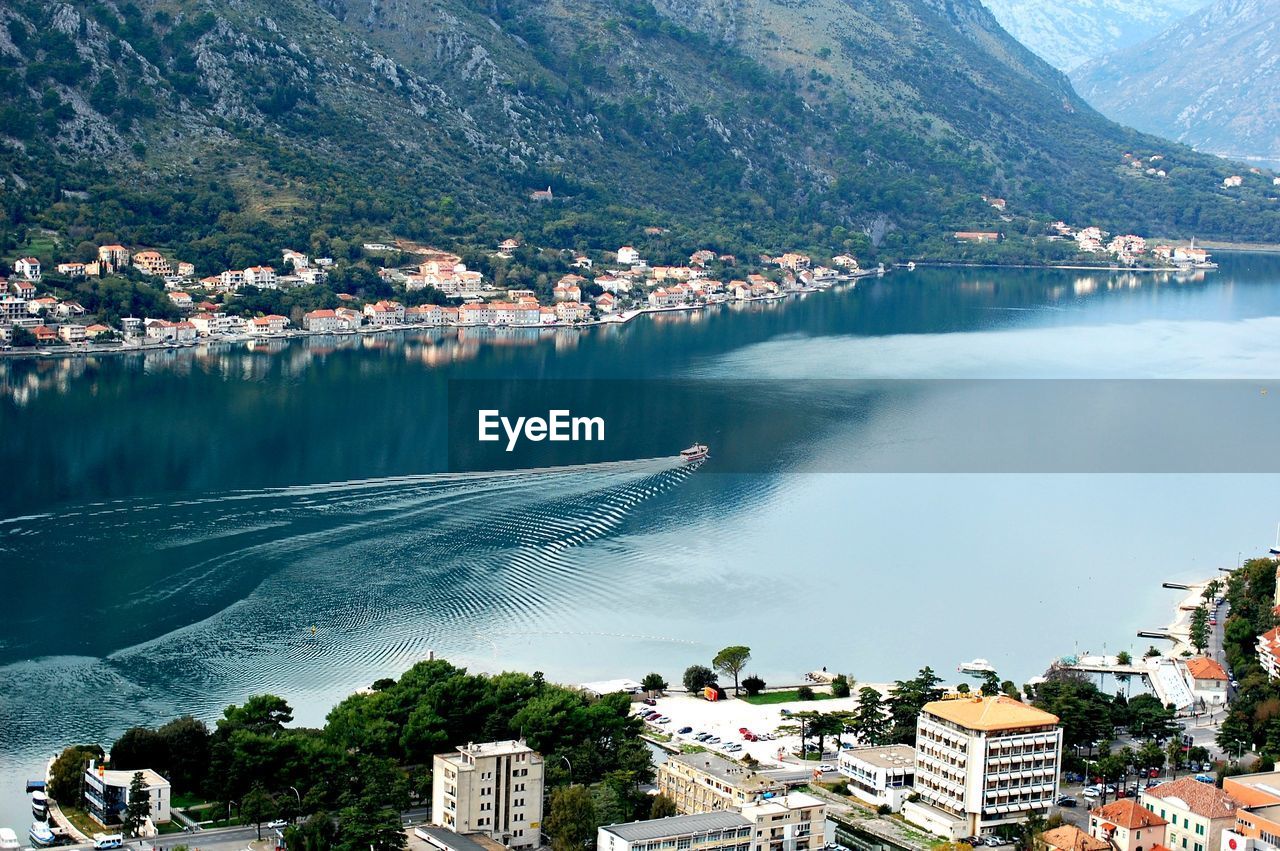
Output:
top-left (3, 239), bottom-right (861, 349)
top-left (1047, 222), bottom-right (1215, 267)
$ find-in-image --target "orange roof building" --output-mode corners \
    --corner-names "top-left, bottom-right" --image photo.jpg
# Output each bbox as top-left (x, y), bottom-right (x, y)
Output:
top-left (904, 696), bottom-right (1062, 838)
top-left (1042, 825), bottom-right (1110, 851)
top-left (1090, 799), bottom-right (1167, 851)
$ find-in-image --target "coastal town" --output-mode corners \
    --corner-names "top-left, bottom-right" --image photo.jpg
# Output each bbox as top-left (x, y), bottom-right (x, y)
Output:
top-left (0, 207), bottom-right (1220, 359)
top-left (0, 237), bottom-right (870, 356)
top-left (12, 547), bottom-right (1280, 851)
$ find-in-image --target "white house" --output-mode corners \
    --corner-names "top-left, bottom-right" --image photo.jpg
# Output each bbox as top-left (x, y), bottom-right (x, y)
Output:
top-left (14, 257), bottom-right (41, 281)
top-left (244, 266), bottom-right (278, 289)
top-left (616, 246), bottom-right (640, 265)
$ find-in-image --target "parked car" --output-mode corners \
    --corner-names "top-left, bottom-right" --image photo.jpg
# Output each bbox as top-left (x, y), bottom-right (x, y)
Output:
top-left (739, 727), bottom-right (751, 735)
top-left (1082, 787), bottom-right (1101, 799)
top-left (818, 763), bottom-right (835, 772)
top-left (780, 709), bottom-right (793, 716)
top-left (725, 743), bottom-right (743, 752)
top-left (643, 697), bottom-right (657, 706)
top-left (1194, 774), bottom-right (1215, 784)
top-left (958, 837), bottom-right (980, 847)
top-left (1203, 762), bottom-right (1215, 772)
top-left (1064, 772), bottom-right (1084, 783)
top-left (1146, 779), bottom-right (1160, 788)
top-left (744, 733), bottom-right (758, 742)
top-left (983, 836), bottom-right (1004, 847)
top-left (677, 726), bottom-right (693, 735)
top-left (1056, 796), bottom-right (1077, 807)
top-left (1148, 768), bottom-right (1160, 778)
top-left (707, 736), bottom-right (721, 744)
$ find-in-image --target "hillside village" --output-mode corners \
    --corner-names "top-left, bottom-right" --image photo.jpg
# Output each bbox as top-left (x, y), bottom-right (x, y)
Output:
top-left (0, 239), bottom-right (864, 353)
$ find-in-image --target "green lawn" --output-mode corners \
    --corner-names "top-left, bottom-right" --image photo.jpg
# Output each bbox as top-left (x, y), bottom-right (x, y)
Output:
top-left (171, 793), bottom-right (210, 809)
top-left (740, 690), bottom-right (834, 705)
top-left (60, 806), bottom-right (105, 838)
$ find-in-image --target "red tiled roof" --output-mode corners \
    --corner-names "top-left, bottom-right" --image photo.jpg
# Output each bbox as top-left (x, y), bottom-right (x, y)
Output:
top-left (1186, 656), bottom-right (1228, 681)
top-left (1091, 798), bottom-right (1167, 829)
top-left (1143, 777), bottom-right (1238, 819)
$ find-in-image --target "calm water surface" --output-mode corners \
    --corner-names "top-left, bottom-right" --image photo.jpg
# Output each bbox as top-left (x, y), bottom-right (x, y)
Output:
top-left (2, 257), bottom-right (1280, 828)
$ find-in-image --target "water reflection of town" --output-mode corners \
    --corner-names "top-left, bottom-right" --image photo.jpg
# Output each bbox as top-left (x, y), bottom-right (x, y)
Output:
top-left (0, 269), bottom-right (1210, 406)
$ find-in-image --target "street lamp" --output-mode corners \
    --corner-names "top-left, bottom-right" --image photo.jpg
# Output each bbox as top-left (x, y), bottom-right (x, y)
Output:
top-left (288, 786), bottom-right (302, 820)
top-left (560, 756), bottom-right (573, 786)
top-left (228, 800), bottom-right (238, 825)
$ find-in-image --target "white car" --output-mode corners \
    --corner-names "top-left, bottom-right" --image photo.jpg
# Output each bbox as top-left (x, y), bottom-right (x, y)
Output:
top-left (266, 820), bottom-right (289, 830)
top-left (818, 764), bottom-right (835, 772)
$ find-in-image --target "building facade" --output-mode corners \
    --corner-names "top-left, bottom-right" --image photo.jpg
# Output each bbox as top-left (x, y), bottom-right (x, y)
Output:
top-left (83, 762), bottom-right (171, 829)
top-left (904, 695), bottom-right (1062, 839)
top-left (599, 812), bottom-right (753, 851)
top-left (431, 740), bottom-right (544, 850)
top-left (1141, 777), bottom-right (1239, 851)
top-left (1090, 798), bottom-right (1168, 851)
top-left (739, 793), bottom-right (826, 851)
top-left (837, 745), bottom-right (916, 812)
top-left (658, 753), bottom-right (787, 815)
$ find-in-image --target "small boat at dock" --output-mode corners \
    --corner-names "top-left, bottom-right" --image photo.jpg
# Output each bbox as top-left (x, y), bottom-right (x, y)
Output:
top-left (29, 822), bottom-right (56, 847)
top-left (31, 790), bottom-right (47, 820)
top-left (680, 443), bottom-right (709, 462)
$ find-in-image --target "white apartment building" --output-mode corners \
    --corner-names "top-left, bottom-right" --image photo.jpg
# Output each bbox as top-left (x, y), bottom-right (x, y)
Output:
top-left (838, 745), bottom-right (916, 812)
top-left (83, 761), bottom-right (171, 830)
top-left (740, 793), bottom-right (826, 851)
top-left (432, 740), bottom-right (543, 850)
top-left (904, 695), bottom-right (1062, 839)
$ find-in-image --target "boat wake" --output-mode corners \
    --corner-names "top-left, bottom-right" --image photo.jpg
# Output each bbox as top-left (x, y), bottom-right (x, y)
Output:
top-left (5, 457), bottom-right (711, 689)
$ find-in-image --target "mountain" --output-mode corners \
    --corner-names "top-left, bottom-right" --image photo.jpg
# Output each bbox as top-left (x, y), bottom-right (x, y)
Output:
top-left (1071, 0), bottom-right (1280, 164)
top-left (980, 0), bottom-right (1207, 72)
top-left (0, 0), bottom-right (1276, 271)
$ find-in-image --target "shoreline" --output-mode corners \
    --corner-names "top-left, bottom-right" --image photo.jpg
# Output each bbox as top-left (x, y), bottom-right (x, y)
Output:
top-left (911, 261), bottom-right (1205, 272)
top-left (0, 273), bottom-right (878, 363)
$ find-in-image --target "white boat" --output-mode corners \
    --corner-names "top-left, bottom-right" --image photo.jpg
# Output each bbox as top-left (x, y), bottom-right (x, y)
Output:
top-left (0, 827), bottom-right (20, 851)
top-left (958, 658), bottom-right (997, 675)
top-left (29, 822), bottom-right (56, 847)
top-left (680, 443), bottom-right (709, 462)
top-left (31, 790), bottom-right (47, 820)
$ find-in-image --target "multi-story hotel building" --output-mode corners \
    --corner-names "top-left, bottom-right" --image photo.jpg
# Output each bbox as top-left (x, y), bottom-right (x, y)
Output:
top-left (904, 695), bottom-right (1062, 838)
top-left (431, 740), bottom-right (543, 850)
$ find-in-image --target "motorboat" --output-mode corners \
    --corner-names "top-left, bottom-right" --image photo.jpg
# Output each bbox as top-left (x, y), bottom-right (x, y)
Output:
top-left (31, 790), bottom-right (47, 820)
top-left (29, 822), bottom-right (56, 847)
top-left (958, 658), bottom-right (997, 675)
top-left (680, 443), bottom-right (709, 462)
top-left (0, 828), bottom-right (20, 851)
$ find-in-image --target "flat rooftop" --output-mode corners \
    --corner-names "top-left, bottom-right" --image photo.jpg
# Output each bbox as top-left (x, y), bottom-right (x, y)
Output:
top-left (412, 826), bottom-right (506, 851)
top-left (666, 752), bottom-right (784, 792)
top-left (841, 745), bottom-right (916, 770)
top-left (442, 740), bottom-right (537, 761)
top-left (87, 767), bottom-right (169, 788)
top-left (602, 811), bottom-right (751, 842)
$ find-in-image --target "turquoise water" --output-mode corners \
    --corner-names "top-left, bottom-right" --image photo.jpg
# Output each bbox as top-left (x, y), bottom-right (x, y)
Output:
top-left (2, 256), bottom-right (1280, 828)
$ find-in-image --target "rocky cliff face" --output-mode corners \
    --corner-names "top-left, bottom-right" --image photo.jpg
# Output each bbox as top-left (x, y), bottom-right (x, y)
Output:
top-left (1071, 0), bottom-right (1280, 163)
top-left (981, 0), bottom-right (1206, 71)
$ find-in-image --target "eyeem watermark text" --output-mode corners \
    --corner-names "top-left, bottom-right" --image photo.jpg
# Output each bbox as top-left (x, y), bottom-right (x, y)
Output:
top-left (478, 409), bottom-right (605, 451)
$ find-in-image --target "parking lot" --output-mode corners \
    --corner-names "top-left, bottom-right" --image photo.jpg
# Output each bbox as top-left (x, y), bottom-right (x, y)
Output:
top-left (634, 691), bottom-right (880, 771)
